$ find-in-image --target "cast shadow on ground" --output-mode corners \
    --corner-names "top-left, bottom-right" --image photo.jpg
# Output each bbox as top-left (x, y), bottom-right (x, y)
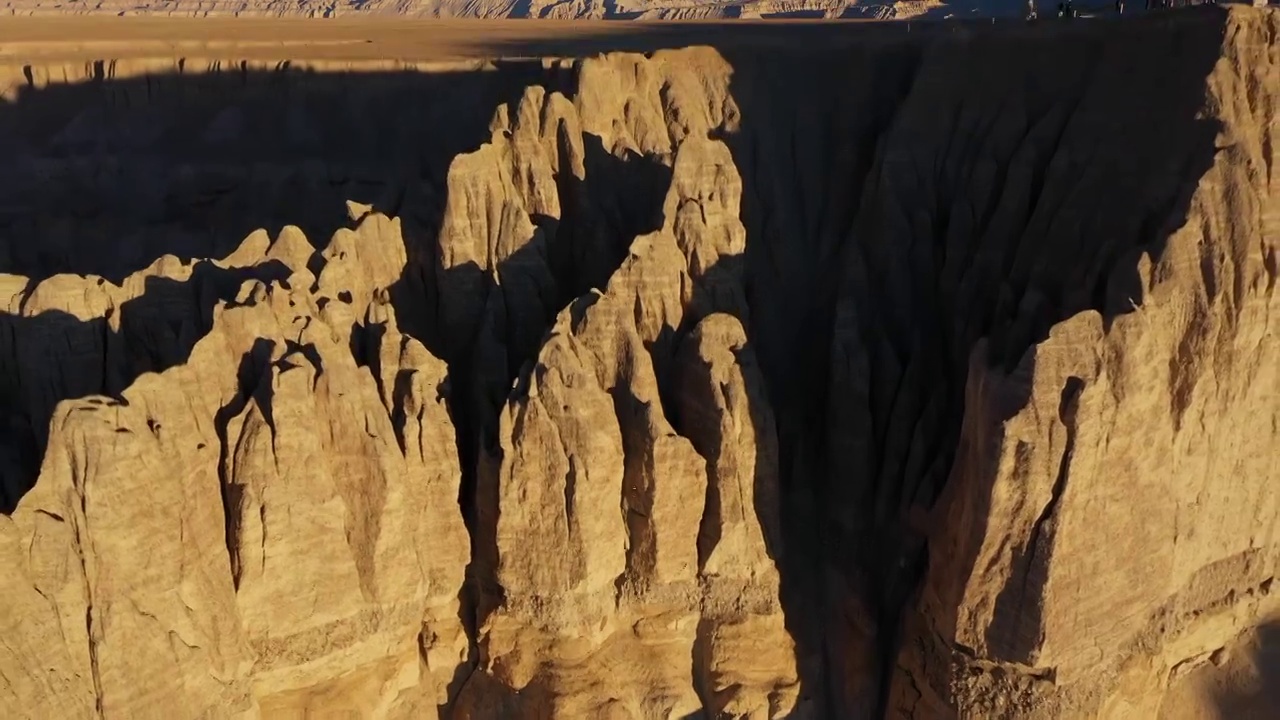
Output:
top-left (0, 59), bottom-right (558, 511)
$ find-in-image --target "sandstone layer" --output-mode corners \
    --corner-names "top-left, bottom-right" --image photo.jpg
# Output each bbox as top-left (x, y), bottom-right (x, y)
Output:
top-left (1, 7), bottom-right (1278, 720)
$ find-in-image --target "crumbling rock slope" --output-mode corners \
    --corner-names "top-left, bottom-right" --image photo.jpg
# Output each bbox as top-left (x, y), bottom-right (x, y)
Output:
top-left (1, 7), bottom-right (1278, 720)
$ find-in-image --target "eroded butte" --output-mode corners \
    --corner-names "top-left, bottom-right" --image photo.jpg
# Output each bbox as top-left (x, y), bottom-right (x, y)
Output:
top-left (0, 9), bottom-right (1278, 720)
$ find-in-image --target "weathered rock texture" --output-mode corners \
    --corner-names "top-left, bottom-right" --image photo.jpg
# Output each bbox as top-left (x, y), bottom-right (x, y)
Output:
top-left (1, 7), bottom-right (1278, 719)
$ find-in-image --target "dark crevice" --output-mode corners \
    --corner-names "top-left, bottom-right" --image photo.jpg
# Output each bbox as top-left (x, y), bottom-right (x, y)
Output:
top-left (986, 374), bottom-right (1083, 664)
top-left (214, 337), bottom-right (278, 591)
top-left (717, 11), bottom-right (1230, 718)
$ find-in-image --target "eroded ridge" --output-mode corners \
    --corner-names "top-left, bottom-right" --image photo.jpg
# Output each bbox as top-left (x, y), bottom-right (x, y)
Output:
top-left (1, 8), bottom-right (1278, 720)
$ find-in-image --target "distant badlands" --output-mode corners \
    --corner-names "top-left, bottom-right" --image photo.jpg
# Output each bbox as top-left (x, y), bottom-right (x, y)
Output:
top-left (0, 0), bottom-right (1020, 22)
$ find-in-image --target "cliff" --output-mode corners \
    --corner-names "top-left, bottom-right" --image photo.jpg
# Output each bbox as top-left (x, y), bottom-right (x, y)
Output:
top-left (0, 8), bottom-right (1277, 719)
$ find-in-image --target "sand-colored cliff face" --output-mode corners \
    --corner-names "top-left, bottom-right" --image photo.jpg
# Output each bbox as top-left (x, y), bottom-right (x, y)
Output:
top-left (1, 8), bottom-right (1278, 720)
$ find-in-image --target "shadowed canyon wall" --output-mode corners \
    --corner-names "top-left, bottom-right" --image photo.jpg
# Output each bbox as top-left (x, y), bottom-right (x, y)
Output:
top-left (1, 8), bottom-right (1277, 719)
